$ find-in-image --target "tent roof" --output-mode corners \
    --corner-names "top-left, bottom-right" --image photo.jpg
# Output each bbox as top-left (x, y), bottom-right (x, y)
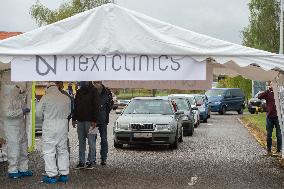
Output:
top-left (0, 3), bottom-right (283, 81)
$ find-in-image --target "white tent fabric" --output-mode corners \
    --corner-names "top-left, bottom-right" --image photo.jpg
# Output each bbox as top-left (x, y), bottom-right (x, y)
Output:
top-left (0, 3), bottom-right (283, 82)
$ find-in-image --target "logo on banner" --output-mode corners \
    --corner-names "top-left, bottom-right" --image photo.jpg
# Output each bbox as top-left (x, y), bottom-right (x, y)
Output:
top-left (36, 55), bottom-right (57, 76)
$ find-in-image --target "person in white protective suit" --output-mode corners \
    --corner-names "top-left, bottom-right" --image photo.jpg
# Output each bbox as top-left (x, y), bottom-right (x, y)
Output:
top-left (36, 82), bottom-right (71, 184)
top-left (1, 83), bottom-right (33, 179)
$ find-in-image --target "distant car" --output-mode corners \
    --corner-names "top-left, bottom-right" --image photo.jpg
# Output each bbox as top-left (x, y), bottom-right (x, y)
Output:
top-left (205, 88), bottom-right (245, 115)
top-left (115, 99), bottom-right (130, 114)
top-left (192, 94), bottom-right (211, 123)
top-left (248, 91), bottom-right (266, 114)
top-left (113, 96), bottom-right (184, 149)
top-left (112, 92), bottom-right (118, 110)
top-left (169, 95), bottom-right (195, 136)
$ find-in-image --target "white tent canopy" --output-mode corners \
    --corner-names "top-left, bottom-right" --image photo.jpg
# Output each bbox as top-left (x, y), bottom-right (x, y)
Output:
top-left (0, 3), bottom-right (284, 86)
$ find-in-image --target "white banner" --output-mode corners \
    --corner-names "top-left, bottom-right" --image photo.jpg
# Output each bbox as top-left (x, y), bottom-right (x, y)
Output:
top-left (11, 55), bottom-right (206, 81)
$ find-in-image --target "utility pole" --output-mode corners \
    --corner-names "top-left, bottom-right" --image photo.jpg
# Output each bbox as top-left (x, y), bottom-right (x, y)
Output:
top-left (280, 0), bottom-right (283, 54)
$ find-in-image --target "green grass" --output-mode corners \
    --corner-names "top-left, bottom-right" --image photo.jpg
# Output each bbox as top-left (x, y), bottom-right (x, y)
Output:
top-left (241, 112), bottom-right (276, 140)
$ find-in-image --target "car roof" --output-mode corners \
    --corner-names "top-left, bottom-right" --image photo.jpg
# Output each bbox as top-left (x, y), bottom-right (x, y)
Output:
top-left (133, 96), bottom-right (169, 100)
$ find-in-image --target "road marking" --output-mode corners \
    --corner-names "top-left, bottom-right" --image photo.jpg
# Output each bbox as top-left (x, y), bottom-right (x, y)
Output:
top-left (188, 176), bottom-right (198, 186)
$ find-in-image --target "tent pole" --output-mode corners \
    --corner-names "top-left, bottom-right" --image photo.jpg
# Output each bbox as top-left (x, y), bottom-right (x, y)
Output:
top-left (28, 81), bottom-right (36, 152)
top-left (280, 0), bottom-right (283, 54)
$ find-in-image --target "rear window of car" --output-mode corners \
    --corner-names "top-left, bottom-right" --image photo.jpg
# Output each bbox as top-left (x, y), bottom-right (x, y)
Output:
top-left (123, 99), bottom-right (173, 115)
top-left (172, 98), bottom-right (190, 111)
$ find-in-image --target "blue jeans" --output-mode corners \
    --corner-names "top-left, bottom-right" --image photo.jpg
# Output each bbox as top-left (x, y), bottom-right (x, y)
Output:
top-left (266, 117), bottom-right (282, 152)
top-left (77, 122), bottom-right (96, 163)
top-left (97, 123), bottom-right (108, 161)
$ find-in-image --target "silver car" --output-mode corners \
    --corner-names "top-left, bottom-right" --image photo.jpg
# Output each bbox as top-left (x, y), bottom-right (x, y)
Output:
top-left (113, 97), bottom-right (184, 149)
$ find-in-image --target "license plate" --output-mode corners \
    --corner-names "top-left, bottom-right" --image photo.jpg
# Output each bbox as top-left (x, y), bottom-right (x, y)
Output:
top-left (134, 133), bottom-right (152, 138)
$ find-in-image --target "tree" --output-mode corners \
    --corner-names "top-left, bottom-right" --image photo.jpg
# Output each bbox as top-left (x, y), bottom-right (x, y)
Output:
top-left (242, 0), bottom-right (280, 53)
top-left (30, 0), bottom-right (111, 26)
top-left (217, 76), bottom-right (252, 102)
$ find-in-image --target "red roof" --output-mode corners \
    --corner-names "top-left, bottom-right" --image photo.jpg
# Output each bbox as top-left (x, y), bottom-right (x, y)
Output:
top-left (0, 32), bottom-right (22, 40)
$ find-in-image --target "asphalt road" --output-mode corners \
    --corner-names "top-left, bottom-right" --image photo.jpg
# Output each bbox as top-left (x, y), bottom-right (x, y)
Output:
top-left (1, 111), bottom-right (284, 189)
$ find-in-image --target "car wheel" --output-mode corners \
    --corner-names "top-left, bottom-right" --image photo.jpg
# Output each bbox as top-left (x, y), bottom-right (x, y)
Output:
top-left (208, 113), bottom-right (211, 118)
top-left (170, 130), bottom-right (178, 149)
top-left (114, 141), bottom-right (123, 148)
top-left (203, 118), bottom-right (208, 123)
top-left (188, 129), bottom-right (193, 136)
top-left (219, 106), bottom-right (226, 115)
top-left (178, 128), bottom-right (183, 143)
top-left (237, 107), bottom-right (243, 115)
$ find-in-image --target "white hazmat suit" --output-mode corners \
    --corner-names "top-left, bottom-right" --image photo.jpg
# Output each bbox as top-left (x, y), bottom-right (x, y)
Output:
top-left (36, 85), bottom-right (71, 177)
top-left (1, 83), bottom-right (29, 173)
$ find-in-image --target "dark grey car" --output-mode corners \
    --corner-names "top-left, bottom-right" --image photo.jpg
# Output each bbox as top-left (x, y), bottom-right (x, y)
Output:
top-left (169, 96), bottom-right (195, 136)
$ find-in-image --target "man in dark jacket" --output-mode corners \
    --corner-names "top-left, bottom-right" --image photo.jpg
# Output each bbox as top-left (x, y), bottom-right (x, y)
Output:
top-left (72, 81), bottom-right (100, 169)
top-left (258, 82), bottom-right (282, 156)
top-left (93, 81), bottom-right (113, 165)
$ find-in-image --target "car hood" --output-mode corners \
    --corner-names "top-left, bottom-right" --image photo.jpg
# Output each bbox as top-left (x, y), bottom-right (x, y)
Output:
top-left (116, 114), bottom-right (175, 124)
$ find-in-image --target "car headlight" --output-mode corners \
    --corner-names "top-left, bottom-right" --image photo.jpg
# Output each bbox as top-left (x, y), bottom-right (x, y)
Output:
top-left (215, 101), bottom-right (221, 105)
top-left (182, 116), bottom-right (189, 121)
top-left (155, 124), bottom-right (171, 131)
top-left (115, 122), bottom-right (129, 130)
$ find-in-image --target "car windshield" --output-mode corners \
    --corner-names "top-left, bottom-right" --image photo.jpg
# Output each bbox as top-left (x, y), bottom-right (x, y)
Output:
top-left (123, 99), bottom-right (173, 115)
top-left (186, 97), bottom-right (195, 105)
top-left (172, 98), bottom-right (189, 111)
top-left (194, 96), bottom-right (203, 104)
top-left (205, 89), bottom-right (225, 97)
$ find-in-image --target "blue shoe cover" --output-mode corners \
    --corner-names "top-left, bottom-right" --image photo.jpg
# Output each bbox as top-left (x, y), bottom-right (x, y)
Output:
top-left (42, 175), bottom-right (57, 184)
top-left (19, 170), bottom-right (33, 177)
top-left (8, 172), bottom-right (22, 179)
top-left (58, 175), bottom-right (69, 183)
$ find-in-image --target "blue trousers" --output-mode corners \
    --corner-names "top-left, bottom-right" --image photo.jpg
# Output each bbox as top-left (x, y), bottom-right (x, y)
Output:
top-left (77, 122), bottom-right (96, 163)
top-left (266, 117), bottom-right (282, 152)
top-left (97, 123), bottom-right (108, 161)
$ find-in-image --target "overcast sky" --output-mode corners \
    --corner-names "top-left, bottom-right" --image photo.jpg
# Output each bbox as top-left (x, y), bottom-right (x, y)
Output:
top-left (0, 0), bottom-right (250, 44)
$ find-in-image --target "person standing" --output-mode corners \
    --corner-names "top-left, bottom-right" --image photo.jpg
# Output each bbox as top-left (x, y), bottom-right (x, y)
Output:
top-left (93, 81), bottom-right (113, 166)
top-left (258, 82), bottom-right (282, 156)
top-left (1, 83), bottom-right (33, 179)
top-left (73, 81), bottom-right (100, 169)
top-left (36, 82), bottom-right (71, 184)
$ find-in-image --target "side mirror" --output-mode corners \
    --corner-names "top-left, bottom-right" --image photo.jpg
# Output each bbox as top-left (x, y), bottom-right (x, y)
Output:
top-left (175, 110), bottom-right (184, 115)
top-left (192, 107), bottom-right (198, 111)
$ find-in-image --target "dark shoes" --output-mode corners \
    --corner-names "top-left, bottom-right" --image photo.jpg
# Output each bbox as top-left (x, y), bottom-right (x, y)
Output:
top-left (101, 160), bottom-right (106, 166)
top-left (74, 162), bottom-right (85, 170)
top-left (85, 162), bottom-right (96, 170)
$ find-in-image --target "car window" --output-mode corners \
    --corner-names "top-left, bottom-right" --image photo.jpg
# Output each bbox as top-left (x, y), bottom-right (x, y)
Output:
top-left (194, 95), bottom-right (203, 104)
top-left (123, 99), bottom-right (173, 115)
top-left (205, 89), bottom-right (225, 97)
top-left (172, 98), bottom-right (190, 111)
top-left (186, 97), bottom-right (195, 105)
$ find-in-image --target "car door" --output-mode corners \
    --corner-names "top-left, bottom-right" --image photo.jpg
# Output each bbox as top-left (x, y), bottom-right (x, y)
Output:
top-left (223, 90), bottom-right (233, 110)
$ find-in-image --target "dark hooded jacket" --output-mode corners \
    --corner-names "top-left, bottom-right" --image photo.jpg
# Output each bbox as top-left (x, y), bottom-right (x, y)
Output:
top-left (73, 85), bottom-right (100, 122)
